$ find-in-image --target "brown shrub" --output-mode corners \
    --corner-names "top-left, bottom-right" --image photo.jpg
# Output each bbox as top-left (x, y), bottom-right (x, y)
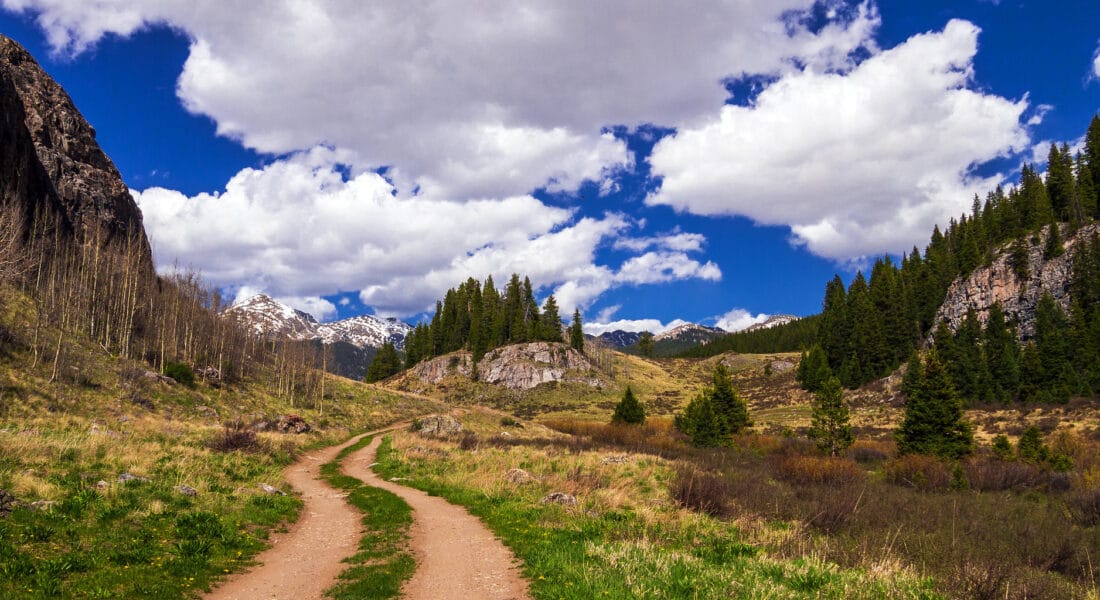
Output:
top-left (1066, 487), bottom-right (1100, 527)
top-left (458, 431), bottom-right (479, 450)
top-left (670, 465), bottom-right (733, 518)
top-left (963, 458), bottom-right (1046, 492)
top-left (885, 454), bottom-right (951, 491)
top-left (207, 421), bottom-right (261, 453)
top-left (774, 455), bottom-right (864, 486)
top-left (848, 440), bottom-right (891, 464)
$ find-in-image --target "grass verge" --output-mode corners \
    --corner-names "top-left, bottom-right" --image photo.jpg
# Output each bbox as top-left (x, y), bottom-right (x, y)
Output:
top-left (320, 434), bottom-right (414, 600)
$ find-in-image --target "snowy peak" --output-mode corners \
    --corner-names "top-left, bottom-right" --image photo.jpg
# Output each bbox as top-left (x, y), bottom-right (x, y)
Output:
top-left (226, 294), bottom-right (411, 349)
top-left (317, 315), bottom-right (412, 349)
top-left (653, 323), bottom-right (724, 343)
top-left (595, 330), bottom-right (642, 349)
top-left (741, 314), bottom-right (799, 333)
top-left (226, 294), bottom-right (319, 340)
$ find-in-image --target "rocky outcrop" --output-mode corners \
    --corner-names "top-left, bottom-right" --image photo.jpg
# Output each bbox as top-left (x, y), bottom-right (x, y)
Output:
top-left (410, 342), bottom-right (604, 390)
top-left (934, 223), bottom-right (1098, 340)
top-left (414, 414), bottom-right (464, 438)
top-left (0, 36), bottom-right (148, 251)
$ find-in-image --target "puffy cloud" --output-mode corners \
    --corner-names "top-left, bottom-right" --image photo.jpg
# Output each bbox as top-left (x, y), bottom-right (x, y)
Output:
top-left (612, 231), bottom-right (706, 253)
top-left (647, 19), bottom-right (1031, 260)
top-left (1094, 41), bottom-right (1100, 79)
top-left (5, 0), bottom-right (879, 202)
top-left (134, 149), bottom-right (714, 317)
top-left (714, 308), bottom-right (770, 332)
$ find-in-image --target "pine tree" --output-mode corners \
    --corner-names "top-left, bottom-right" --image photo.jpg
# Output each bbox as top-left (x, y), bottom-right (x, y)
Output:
top-left (1016, 426), bottom-right (1049, 464)
top-left (365, 341), bottom-right (402, 383)
top-left (711, 363), bottom-right (751, 434)
top-left (845, 271), bottom-right (887, 385)
top-left (818, 275), bottom-right (849, 371)
top-left (808, 376), bottom-right (854, 456)
top-left (1010, 237), bottom-right (1031, 280)
top-left (612, 386), bottom-right (646, 425)
top-left (1084, 115), bottom-right (1100, 214)
top-left (796, 344), bottom-right (832, 393)
top-left (896, 352), bottom-right (974, 459)
top-left (983, 303), bottom-right (1019, 402)
top-left (1043, 218), bottom-right (1064, 260)
top-left (539, 294), bottom-right (563, 342)
top-left (569, 309), bottom-right (585, 354)
top-left (676, 393), bottom-right (722, 448)
top-left (901, 349), bottom-right (923, 399)
top-left (637, 331), bottom-right (655, 357)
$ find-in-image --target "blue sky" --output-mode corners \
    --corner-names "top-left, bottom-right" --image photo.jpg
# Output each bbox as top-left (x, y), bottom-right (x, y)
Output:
top-left (2, 1), bottom-right (1097, 333)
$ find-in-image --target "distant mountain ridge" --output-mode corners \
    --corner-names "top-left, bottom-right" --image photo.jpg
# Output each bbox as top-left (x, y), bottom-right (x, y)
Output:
top-left (742, 314), bottom-right (800, 333)
top-left (226, 294), bottom-right (412, 350)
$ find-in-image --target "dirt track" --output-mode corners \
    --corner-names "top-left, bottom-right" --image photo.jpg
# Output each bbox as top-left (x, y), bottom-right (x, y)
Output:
top-left (205, 428), bottom-right (530, 600)
top-left (343, 436), bottom-right (531, 600)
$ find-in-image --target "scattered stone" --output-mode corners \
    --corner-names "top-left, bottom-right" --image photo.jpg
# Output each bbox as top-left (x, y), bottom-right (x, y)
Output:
top-left (259, 483), bottom-right (285, 496)
top-left (0, 488), bottom-right (17, 516)
top-left (142, 370), bottom-right (174, 384)
top-left (499, 431), bottom-right (512, 438)
top-left (30, 500), bottom-right (57, 512)
top-left (175, 485), bottom-right (198, 497)
top-left (600, 455), bottom-right (631, 464)
top-left (195, 366), bottom-right (221, 381)
top-left (117, 472), bottom-right (149, 484)
top-left (768, 360), bottom-right (796, 374)
top-left (389, 477), bottom-right (408, 482)
top-left (94, 480), bottom-right (110, 491)
top-left (504, 468), bottom-right (534, 484)
top-left (88, 424), bottom-right (119, 438)
top-left (130, 395), bottom-right (155, 410)
top-left (540, 492), bottom-right (577, 506)
top-left (275, 414), bottom-right (311, 434)
top-left (413, 414), bottom-right (464, 438)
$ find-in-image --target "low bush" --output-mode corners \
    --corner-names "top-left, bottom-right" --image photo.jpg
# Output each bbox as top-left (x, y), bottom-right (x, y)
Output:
top-left (207, 421), bottom-right (261, 453)
top-left (963, 458), bottom-right (1045, 492)
top-left (848, 441), bottom-right (890, 464)
top-left (884, 454), bottom-right (951, 491)
top-left (1066, 487), bottom-right (1100, 527)
top-left (164, 360), bottom-right (195, 386)
top-left (774, 456), bottom-right (864, 486)
top-left (670, 465), bottom-right (733, 518)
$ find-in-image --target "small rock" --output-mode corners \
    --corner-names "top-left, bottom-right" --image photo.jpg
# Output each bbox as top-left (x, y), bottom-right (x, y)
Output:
top-left (117, 472), bottom-right (149, 484)
top-left (30, 500), bottom-right (57, 512)
top-left (94, 480), bottom-right (110, 491)
top-left (175, 485), bottom-right (198, 497)
top-left (259, 483), bottom-right (285, 496)
top-left (499, 431), bottom-right (512, 438)
top-left (504, 468), bottom-right (534, 484)
top-left (601, 455), bottom-right (631, 464)
top-left (0, 488), bottom-right (18, 515)
top-left (413, 414), bottom-right (464, 438)
top-left (540, 492), bottom-right (577, 506)
top-left (275, 414), bottom-right (311, 434)
top-left (769, 360), bottom-right (795, 374)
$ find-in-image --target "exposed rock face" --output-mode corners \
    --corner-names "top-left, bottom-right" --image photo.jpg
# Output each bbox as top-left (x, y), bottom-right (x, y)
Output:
top-left (935, 223), bottom-right (1098, 340)
top-left (0, 488), bottom-right (17, 516)
top-left (410, 342), bottom-right (603, 390)
top-left (414, 414), bottom-right (464, 438)
top-left (0, 35), bottom-right (148, 251)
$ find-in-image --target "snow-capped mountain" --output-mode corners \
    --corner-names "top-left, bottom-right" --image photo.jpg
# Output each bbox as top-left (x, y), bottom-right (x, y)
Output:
top-left (653, 323), bottom-right (725, 344)
top-left (595, 330), bottom-right (642, 349)
top-left (741, 314), bottom-right (799, 333)
top-left (226, 294), bottom-right (412, 350)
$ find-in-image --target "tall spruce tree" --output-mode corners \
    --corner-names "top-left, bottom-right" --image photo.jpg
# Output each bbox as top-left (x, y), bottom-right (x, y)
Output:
top-left (676, 392), bottom-right (722, 448)
top-left (612, 386), bottom-right (646, 425)
top-left (796, 344), bottom-right (832, 393)
top-left (365, 341), bottom-right (402, 383)
top-left (711, 363), bottom-right (751, 435)
top-left (637, 331), bottom-right (655, 357)
top-left (896, 352), bottom-right (973, 459)
top-left (983, 303), bottom-right (1019, 402)
top-left (569, 309), bottom-right (585, 353)
top-left (539, 294), bottom-right (563, 342)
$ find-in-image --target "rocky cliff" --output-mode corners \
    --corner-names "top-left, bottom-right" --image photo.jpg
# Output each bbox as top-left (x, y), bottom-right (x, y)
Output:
top-left (0, 35), bottom-right (147, 251)
top-left (410, 342), bottom-right (605, 390)
top-left (934, 222), bottom-right (1098, 340)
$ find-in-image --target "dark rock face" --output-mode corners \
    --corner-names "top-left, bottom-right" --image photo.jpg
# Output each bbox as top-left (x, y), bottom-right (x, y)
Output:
top-left (0, 35), bottom-right (148, 251)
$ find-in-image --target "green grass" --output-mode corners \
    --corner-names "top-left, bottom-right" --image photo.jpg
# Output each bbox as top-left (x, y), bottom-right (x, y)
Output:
top-left (373, 435), bottom-right (940, 599)
top-left (0, 431), bottom-right (300, 599)
top-left (319, 435), bottom-right (414, 600)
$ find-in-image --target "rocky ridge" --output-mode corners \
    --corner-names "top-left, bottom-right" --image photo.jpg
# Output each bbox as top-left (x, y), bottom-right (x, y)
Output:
top-left (226, 293), bottom-right (412, 350)
top-left (0, 35), bottom-right (148, 251)
top-left (934, 222), bottom-right (1098, 339)
top-left (410, 342), bottom-right (604, 390)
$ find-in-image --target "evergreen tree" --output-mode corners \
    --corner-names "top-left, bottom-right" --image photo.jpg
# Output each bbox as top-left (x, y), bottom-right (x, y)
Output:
top-left (1085, 115), bottom-right (1100, 213)
top-left (365, 341), bottom-right (402, 383)
top-left (983, 303), bottom-right (1019, 402)
top-left (637, 331), bottom-right (655, 357)
top-left (1010, 237), bottom-right (1031, 280)
top-left (845, 271), bottom-right (888, 385)
top-left (808, 376), bottom-right (854, 456)
top-left (900, 349), bottom-right (923, 399)
top-left (675, 393), bottom-right (722, 448)
top-left (896, 352), bottom-right (974, 459)
top-left (818, 275), bottom-right (849, 372)
top-left (796, 344), bottom-right (832, 393)
top-left (1016, 426), bottom-right (1048, 464)
top-left (569, 309), bottom-right (585, 354)
top-left (1046, 143), bottom-right (1075, 219)
top-left (611, 386), bottom-right (646, 425)
top-left (1043, 218), bottom-right (1064, 260)
top-left (539, 294), bottom-right (563, 342)
top-left (711, 363), bottom-right (751, 434)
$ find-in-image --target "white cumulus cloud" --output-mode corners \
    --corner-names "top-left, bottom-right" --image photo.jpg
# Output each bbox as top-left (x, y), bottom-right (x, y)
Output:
top-left (647, 19), bottom-right (1031, 260)
top-left (583, 318), bottom-right (690, 337)
top-left (714, 308), bottom-right (771, 332)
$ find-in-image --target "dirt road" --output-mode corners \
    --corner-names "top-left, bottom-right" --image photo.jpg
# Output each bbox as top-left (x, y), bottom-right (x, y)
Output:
top-left (343, 436), bottom-right (531, 600)
top-left (205, 427), bottom-right (530, 600)
top-left (204, 431), bottom-right (373, 600)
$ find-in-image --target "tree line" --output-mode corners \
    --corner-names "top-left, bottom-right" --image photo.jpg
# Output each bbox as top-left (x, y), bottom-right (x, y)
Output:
top-left (677, 314), bottom-right (820, 358)
top-left (811, 115), bottom-right (1100, 395)
top-left (400, 274), bottom-right (584, 374)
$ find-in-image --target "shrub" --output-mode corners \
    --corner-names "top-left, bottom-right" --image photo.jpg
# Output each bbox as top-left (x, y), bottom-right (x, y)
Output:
top-left (611, 386), bottom-right (646, 425)
top-left (848, 441), bottom-right (889, 464)
top-left (885, 454), bottom-right (951, 491)
top-left (164, 361), bottom-right (195, 386)
top-left (773, 456), bottom-right (864, 486)
top-left (963, 458), bottom-right (1045, 492)
top-left (207, 421), bottom-right (260, 453)
top-left (458, 431), bottom-right (479, 451)
top-left (1067, 487), bottom-right (1100, 527)
top-left (499, 416), bottom-right (523, 428)
top-left (670, 466), bottom-right (733, 518)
